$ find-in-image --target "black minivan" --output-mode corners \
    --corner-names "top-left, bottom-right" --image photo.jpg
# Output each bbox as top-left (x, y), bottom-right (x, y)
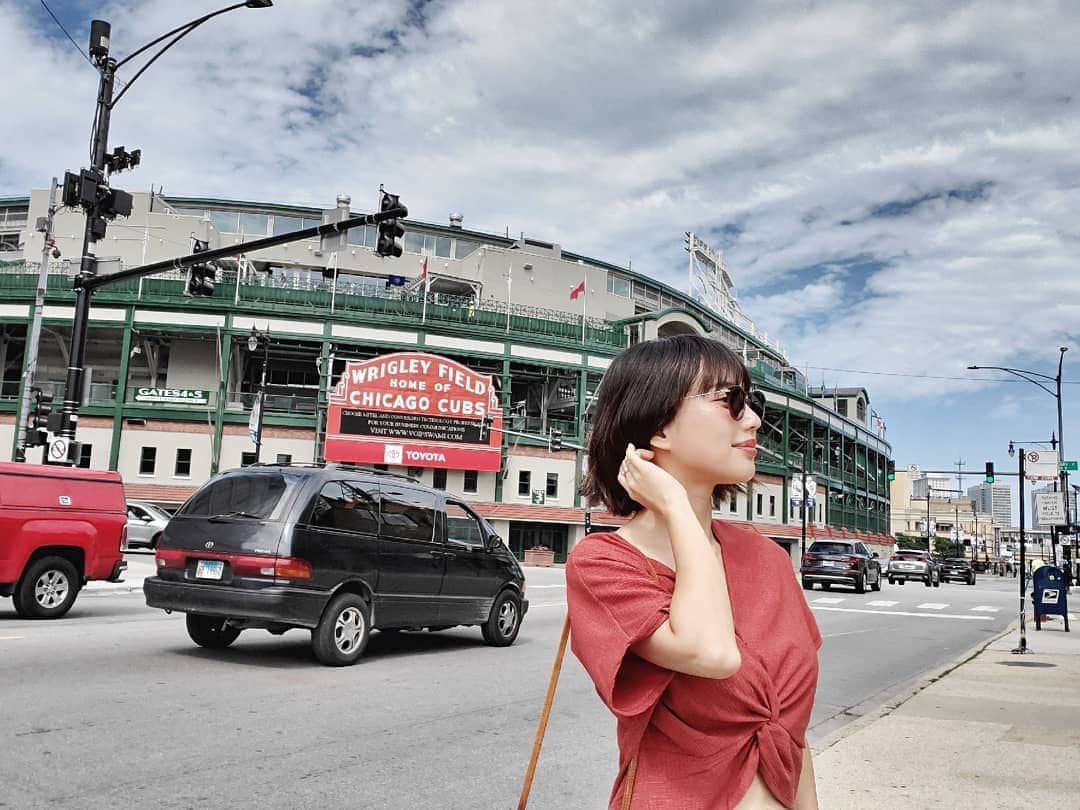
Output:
top-left (144, 464), bottom-right (528, 666)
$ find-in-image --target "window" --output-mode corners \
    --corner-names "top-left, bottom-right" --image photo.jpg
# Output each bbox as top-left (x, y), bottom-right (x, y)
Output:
top-left (210, 211), bottom-right (239, 233)
top-left (276, 453), bottom-right (292, 465)
top-left (546, 473), bottom-right (559, 499)
top-left (769, 495), bottom-right (776, 517)
top-left (405, 232), bottom-right (426, 254)
top-left (446, 502), bottom-right (486, 548)
top-left (607, 274), bottom-right (631, 298)
top-left (455, 240), bottom-right (480, 259)
top-left (434, 236), bottom-right (452, 258)
top-left (77, 443), bottom-right (92, 469)
top-left (139, 446), bottom-right (157, 475)
top-left (837, 399), bottom-right (848, 416)
top-left (272, 215), bottom-right (303, 236)
top-left (756, 493), bottom-right (763, 515)
top-left (379, 486), bottom-right (435, 542)
top-left (241, 452), bottom-right (257, 467)
top-left (729, 495), bottom-right (738, 513)
top-left (347, 224), bottom-right (377, 248)
top-left (407, 467), bottom-right (423, 478)
top-left (518, 470), bottom-right (531, 497)
top-left (179, 472), bottom-right (302, 520)
top-left (463, 470), bottom-right (478, 493)
top-left (856, 398), bottom-right (866, 422)
top-left (432, 468), bottom-right (447, 490)
top-left (238, 212), bottom-right (269, 236)
top-left (175, 448), bottom-right (192, 477)
top-left (307, 481), bottom-right (379, 535)
top-left (374, 464), bottom-right (389, 471)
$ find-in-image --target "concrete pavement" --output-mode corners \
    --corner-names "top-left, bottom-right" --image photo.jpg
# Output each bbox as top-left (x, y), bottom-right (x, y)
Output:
top-left (814, 607), bottom-right (1080, 808)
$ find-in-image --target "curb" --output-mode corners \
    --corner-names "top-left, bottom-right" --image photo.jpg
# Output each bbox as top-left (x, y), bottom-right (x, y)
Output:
top-left (83, 579), bottom-right (148, 596)
top-left (810, 621), bottom-right (1017, 754)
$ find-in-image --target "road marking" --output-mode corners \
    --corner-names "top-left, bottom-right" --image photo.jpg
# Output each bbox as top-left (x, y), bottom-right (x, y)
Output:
top-left (812, 597), bottom-right (845, 604)
top-left (971, 606), bottom-right (1000, 612)
top-left (0, 635), bottom-right (24, 641)
top-left (916, 603), bottom-right (949, 610)
top-left (530, 602), bottom-right (567, 608)
top-left (526, 584), bottom-right (567, 589)
top-left (866, 600), bottom-right (899, 607)
top-left (822, 628), bottom-right (880, 639)
top-left (811, 606), bottom-right (992, 621)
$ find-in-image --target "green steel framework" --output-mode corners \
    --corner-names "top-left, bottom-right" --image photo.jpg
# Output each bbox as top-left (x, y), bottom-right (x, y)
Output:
top-left (0, 269), bottom-right (891, 535)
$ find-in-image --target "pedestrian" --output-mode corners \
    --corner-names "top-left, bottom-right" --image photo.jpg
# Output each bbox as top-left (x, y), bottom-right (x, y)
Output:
top-left (566, 335), bottom-right (821, 810)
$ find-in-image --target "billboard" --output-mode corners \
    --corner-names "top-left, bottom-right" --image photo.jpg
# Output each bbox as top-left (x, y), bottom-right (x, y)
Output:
top-left (324, 352), bottom-right (502, 471)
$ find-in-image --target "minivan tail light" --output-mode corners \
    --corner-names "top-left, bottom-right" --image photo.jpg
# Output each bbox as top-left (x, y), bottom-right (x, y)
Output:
top-left (230, 555), bottom-right (312, 580)
top-left (156, 547), bottom-right (186, 569)
top-left (274, 557), bottom-right (312, 580)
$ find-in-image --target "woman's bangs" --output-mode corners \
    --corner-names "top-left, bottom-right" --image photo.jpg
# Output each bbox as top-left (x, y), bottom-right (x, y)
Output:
top-left (690, 344), bottom-right (749, 396)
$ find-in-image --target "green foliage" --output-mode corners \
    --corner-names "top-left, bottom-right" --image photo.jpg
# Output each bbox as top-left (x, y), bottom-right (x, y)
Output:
top-left (895, 533), bottom-right (928, 550)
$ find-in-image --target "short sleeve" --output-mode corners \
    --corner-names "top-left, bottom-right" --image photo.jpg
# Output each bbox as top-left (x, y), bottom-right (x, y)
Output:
top-left (565, 537), bottom-right (675, 718)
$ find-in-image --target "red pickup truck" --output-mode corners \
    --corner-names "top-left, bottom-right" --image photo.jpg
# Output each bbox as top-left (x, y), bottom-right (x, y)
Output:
top-left (0, 461), bottom-right (127, 618)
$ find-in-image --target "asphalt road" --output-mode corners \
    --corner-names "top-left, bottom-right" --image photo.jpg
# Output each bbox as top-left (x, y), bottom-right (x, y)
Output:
top-left (0, 560), bottom-right (1023, 809)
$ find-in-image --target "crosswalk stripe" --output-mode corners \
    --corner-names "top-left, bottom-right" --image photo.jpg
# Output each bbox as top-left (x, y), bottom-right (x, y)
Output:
top-left (971, 606), bottom-right (1000, 612)
top-left (812, 597), bottom-right (845, 604)
top-left (866, 600), bottom-right (899, 607)
top-left (811, 606), bottom-right (992, 621)
top-left (916, 603), bottom-right (950, 610)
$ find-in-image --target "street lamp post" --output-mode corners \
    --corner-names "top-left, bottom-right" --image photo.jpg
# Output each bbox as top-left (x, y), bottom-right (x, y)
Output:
top-left (969, 347), bottom-right (1070, 523)
top-left (248, 327), bottom-right (269, 464)
top-left (56, 2), bottom-right (273, 462)
top-left (971, 501), bottom-right (978, 565)
top-left (926, 490), bottom-right (932, 553)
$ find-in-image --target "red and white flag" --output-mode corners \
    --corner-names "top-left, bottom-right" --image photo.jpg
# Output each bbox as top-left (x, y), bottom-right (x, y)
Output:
top-left (419, 256), bottom-right (428, 279)
top-left (569, 280), bottom-right (585, 300)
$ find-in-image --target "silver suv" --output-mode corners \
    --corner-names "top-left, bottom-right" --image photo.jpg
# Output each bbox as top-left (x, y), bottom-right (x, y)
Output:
top-left (126, 501), bottom-right (172, 549)
top-left (887, 549), bottom-right (941, 587)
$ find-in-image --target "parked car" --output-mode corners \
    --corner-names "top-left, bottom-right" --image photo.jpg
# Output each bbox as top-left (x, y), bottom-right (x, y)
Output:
top-left (144, 464), bottom-right (528, 666)
top-left (887, 549), bottom-right (941, 587)
top-left (800, 540), bottom-right (883, 593)
top-left (126, 501), bottom-right (172, 549)
top-left (941, 557), bottom-right (977, 585)
top-left (0, 461), bottom-right (127, 618)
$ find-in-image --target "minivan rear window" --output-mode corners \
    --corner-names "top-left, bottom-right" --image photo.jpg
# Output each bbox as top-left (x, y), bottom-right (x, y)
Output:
top-left (177, 473), bottom-right (302, 521)
top-left (808, 542), bottom-right (852, 555)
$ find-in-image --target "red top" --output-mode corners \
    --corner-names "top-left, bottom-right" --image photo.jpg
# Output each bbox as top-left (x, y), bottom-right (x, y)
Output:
top-left (566, 520), bottom-right (821, 810)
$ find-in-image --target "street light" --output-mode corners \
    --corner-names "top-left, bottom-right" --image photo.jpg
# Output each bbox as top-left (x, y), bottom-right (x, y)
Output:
top-left (248, 327), bottom-right (269, 464)
top-left (1007, 437), bottom-right (1057, 654)
top-left (55, 2), bottom-right (273, 463)
top-left (968, 347), bottom-right (1070, 524)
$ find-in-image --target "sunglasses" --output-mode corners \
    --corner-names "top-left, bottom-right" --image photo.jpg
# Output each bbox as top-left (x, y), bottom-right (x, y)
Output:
top-left (684, 385), bottom-right (765, 421)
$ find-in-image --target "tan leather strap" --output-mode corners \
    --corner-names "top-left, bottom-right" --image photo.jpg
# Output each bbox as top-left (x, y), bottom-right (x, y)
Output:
top-left (621, 754), bottom-right (639, 810)
top-left (517, 613), bottom-right (571, 809)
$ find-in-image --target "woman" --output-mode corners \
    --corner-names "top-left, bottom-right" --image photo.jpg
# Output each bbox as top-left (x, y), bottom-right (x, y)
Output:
top-left (566, 335), bottom-right (821, 810)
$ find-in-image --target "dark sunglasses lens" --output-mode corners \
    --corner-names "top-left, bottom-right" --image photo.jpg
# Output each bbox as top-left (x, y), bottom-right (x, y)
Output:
top-left (748, 390), bottom-right (765, 418)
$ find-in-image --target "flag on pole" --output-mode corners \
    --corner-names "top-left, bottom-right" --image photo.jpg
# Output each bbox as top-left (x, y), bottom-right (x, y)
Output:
top-left (569, 280), bottom-right (585, 300)
top-left (420, 256), bottom-right (430, 323)
top-left (571, 278), bottom-right (587, 342)
top-left (419, 256), bottom-right (428, 279)
top-left (505, 265), bottom-right (512, 333)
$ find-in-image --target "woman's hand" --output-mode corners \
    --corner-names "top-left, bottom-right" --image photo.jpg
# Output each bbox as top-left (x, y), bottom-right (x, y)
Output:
top-left (617, 443), bottom-right (689, 516)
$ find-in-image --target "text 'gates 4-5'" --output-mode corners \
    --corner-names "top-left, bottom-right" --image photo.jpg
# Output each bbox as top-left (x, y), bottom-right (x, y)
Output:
top-left (323, 352), bottom-right (503, 471)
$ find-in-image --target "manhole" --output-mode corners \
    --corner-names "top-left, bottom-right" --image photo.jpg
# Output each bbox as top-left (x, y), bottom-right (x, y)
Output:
top-left (996, 661), bottom-right (1057, 668)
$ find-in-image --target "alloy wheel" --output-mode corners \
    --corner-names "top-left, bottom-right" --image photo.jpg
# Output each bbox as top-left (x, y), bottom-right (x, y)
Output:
top-left (497, 600), bottom-right (518, 637)
top-left (334, 606), bottom-right (366, 654)
top-left (34, 570), bottom-right (70, 609)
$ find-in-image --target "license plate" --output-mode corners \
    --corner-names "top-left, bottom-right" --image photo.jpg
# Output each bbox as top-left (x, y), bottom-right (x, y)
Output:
top-left (823, 560), bottom-right (837, 567)
top-left (195, 560), bottom-right (224, 580)
top-left (900, 563), bottom-right (917, 570)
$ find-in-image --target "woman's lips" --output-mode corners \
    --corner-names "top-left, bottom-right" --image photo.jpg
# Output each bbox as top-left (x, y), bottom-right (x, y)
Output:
top-left (734, 440), bottom-right (757, 456)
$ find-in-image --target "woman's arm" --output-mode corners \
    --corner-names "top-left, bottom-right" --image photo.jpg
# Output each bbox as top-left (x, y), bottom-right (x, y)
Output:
top-left (794, 748), bottom-right (819, 810)
top-left (619, 445), bottom-right (741, 679)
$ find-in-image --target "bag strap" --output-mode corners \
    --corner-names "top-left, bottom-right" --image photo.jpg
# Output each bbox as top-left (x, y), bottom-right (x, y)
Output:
top-left (518, 547), bottom-right (662, 809)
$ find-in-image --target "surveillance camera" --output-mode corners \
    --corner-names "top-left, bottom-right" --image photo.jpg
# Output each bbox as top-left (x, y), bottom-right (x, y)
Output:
top-left (51, 247), bottom-right (62, 259)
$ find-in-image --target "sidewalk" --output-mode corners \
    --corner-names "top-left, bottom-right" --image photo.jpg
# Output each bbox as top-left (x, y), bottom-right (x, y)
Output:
top-left (83, 553), bottom-right (156, 595)
top-left (813, 610), bottom-right (1080, 808)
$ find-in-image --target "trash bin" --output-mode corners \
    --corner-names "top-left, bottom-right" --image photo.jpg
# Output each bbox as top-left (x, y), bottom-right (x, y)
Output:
top-left (1031, 565), bottom-right (1070, 631)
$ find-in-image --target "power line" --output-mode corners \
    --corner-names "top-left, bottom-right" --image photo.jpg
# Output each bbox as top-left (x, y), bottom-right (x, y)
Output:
top-left (39, 0), bottom-right (93, 67)
top-left (797, 364), bottom-right (1080, 385)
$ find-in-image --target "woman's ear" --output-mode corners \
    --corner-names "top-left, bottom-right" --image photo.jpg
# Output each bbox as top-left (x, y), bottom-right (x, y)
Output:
top-left (649, 429), bottom-right (670, 451)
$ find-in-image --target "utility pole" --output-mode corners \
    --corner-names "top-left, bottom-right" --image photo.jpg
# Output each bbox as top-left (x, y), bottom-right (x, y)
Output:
top-left (14, 179), bottom-right (59, 463)
top-left (955, 457), bottom-right (966, 501)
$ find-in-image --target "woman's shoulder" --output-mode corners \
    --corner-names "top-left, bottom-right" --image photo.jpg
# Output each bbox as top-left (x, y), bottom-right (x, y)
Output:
top-left (567, 531), bottom-right (635, 569)
top-left (713, 519), bottom-right (792, 564)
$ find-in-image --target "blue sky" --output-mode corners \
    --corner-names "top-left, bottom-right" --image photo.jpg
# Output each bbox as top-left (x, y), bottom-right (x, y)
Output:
top-left (3, 1), bottom-right (1080, 523)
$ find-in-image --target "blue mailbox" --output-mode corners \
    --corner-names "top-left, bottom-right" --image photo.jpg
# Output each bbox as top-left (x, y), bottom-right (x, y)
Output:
top-left (1032, 565), bottom-right (1070, 631)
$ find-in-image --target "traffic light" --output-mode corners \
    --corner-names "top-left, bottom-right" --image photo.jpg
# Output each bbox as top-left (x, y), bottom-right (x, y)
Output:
top-left (28, 388), bottom-right (53, 446)
top-left (375, 190), bottom-right (405, 258)
top-left (985, 461), bottom-right (995, 484)
top-left (185, 239), bottom-right (216, 296)
top-left (548, 429), bottom-right (562, 452)
top-left (886, 460), bottom-right (895, 481)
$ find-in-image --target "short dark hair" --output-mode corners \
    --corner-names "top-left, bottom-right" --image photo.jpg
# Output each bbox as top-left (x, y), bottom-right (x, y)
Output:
top-left (582, 334), bottom-right (752, 516)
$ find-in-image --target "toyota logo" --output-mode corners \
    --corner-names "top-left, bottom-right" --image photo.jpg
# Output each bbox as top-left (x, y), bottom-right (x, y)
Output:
top-left (204, 541), bottom-right (214, 549)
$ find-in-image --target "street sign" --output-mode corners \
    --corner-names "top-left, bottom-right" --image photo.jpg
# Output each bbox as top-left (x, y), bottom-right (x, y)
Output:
top-left (531, 489), bottom-right (545, 505)
top-left (1025, 450), bottom-right (1060, 481)
top-left (1060, 460), bottom-right (1078, 471)
top-left (48, 436), bottom-right (69, 463)
top-left (1035, 492), bottom-right (1067, 525)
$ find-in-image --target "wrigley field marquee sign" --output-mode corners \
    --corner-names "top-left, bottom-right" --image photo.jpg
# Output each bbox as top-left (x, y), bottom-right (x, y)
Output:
top-left (324, 352), bottom-right (503, 470)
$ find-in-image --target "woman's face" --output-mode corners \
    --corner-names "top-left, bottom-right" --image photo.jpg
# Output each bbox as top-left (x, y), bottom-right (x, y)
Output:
top-left (657, 382), bottom-right (762, 486)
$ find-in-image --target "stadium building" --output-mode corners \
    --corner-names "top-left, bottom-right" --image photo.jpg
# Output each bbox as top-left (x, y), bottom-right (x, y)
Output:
top-left (0, 188), bottom-right (894, 562)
